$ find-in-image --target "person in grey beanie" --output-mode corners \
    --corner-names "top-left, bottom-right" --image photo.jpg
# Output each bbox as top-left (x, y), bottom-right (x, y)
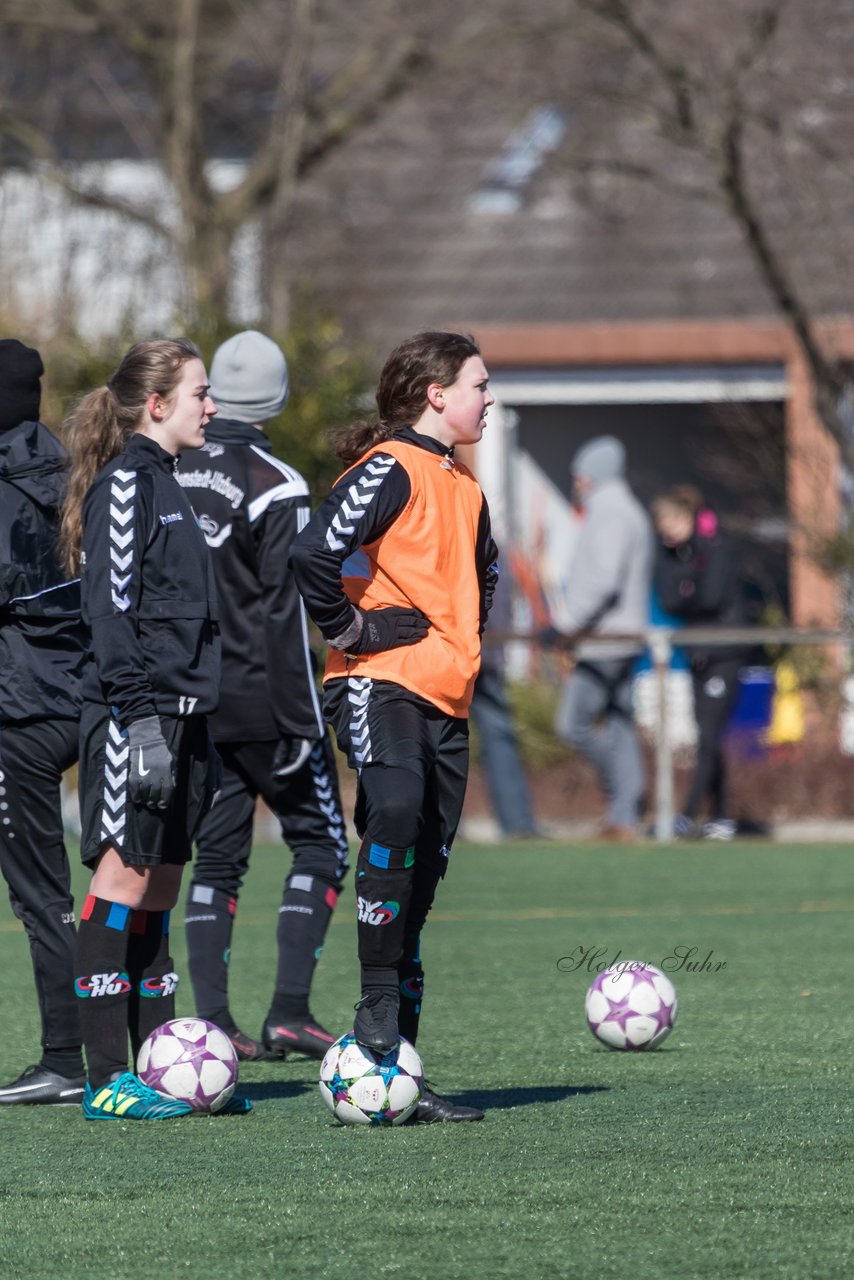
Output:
top-left (542, 435), bottom-right (652, 840)
top-left (177, 331), bottom-right (349, 1062)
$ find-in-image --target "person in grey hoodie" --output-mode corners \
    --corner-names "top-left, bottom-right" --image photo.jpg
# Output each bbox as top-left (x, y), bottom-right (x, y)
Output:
top-left (544, 436), bottom-right (652, 839)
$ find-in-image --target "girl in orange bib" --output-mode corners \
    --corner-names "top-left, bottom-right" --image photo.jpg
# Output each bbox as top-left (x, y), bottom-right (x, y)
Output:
top-left (291, 332), bottom-right (498, 1122)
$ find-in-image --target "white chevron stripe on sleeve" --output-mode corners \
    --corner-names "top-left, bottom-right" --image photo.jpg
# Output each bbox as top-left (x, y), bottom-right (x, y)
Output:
top-left (107, 472), bottom-right (136, 613)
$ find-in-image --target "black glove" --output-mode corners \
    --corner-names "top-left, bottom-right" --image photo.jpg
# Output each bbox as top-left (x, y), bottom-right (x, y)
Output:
top-left (272, 736), bottom-right (313, 778)
top-left (347, 605), bottom-right (431, 655)
top-left (127, 716), bottom-right (175, 811)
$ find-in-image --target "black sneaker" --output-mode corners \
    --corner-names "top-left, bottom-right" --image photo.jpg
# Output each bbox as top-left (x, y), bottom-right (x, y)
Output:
top-left (0, 1063), bottom-right (86, 1106)
top-left (406, 1086), bottom-right (484, 1124)
top-left (262, 1018), bottom-right (336, 1061)
top-left (353, 989), bottom-right (400, 1055)
top-left (228, 1028), bottom-right (270, 1062)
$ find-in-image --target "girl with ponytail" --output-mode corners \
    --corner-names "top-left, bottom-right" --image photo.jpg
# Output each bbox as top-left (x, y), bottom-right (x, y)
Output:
top-left (65, 339), bottom-right (248, 1120)
top-left (291, 331), bottom-right (499, 1123)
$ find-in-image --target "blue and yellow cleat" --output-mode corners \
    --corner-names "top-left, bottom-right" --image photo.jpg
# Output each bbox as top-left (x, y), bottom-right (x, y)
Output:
top-left (83, 1072), bottom-right (193, 1121)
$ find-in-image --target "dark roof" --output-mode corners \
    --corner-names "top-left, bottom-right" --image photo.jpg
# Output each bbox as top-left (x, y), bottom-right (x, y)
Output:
top-left (290, 0), bottom-right (854, 358)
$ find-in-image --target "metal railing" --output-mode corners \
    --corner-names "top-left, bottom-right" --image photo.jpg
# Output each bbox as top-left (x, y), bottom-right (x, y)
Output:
top-left (499, 626), bottom-right (845, 842)
top-left (644, 627), bottom-right (842, 841)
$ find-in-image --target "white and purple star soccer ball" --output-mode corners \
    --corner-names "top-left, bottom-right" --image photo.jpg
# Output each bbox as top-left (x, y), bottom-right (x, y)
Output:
top-left (585, 963), bottom-right (677, 1051)
top-left (319, 1032), bottom-right (423, 1126)
top-left (137, 1017), bottom-right (239, 1112)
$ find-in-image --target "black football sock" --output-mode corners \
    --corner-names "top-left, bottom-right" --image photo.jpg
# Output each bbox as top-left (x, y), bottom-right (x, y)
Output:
top-left (74, 896), bottom-right (133, 1087)
top-left (127, 909), bottom-right (179, 1063)
top-left (40, 1046), bottom-right (86, 1078)
top-left (397, 940), bottom-right (424, 1046)
top-left (360, 964), bottom-right (400, 998)
top-left (267, 875), bottom-right (340, 1022)
top-left (355, 838), bottom-right (414, 971)
top-left (184, 883), bottom-right (236, 1029)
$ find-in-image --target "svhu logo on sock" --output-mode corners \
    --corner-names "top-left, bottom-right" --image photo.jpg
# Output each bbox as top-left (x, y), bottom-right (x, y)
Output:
top-left (357, 897), bottom-right (400, 926)
top-left (75, 971), bottom-right (132, 998)
top-left (139, 971), bottom-right (179, 998)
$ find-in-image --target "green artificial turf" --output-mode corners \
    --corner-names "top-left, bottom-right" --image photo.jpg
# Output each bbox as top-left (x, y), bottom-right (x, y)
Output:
top-left (1, 840), bottom-right (852, 1279)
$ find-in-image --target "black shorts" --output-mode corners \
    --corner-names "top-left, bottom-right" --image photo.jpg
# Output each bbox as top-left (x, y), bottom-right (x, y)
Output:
top-left (323, 676), bottom-right (469, 852)
top-left (79, 704), bottom-right (213, 869)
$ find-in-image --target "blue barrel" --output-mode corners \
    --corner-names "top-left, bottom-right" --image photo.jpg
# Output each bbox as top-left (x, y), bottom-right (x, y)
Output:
top-left (726, 667), bottom-right (775, 758)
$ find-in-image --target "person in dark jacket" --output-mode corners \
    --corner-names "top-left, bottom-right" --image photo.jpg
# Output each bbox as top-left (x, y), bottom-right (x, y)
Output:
top-left (177, 330), bottom-right (349, 1063)
top-left (652, 485), bottom-right (746, 840)
top-left (291, 330), bottom-right (498, 1123)
top-left (0, 339), bottom-right (88, 1106)
top-left (60, 337), bottom-right (247, 1120)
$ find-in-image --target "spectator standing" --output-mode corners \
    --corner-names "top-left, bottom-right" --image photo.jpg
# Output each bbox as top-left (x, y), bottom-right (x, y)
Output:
top-left (547, 436), bottom-right (653, 840)
top-left (652, 485), bottom-right (747, 840)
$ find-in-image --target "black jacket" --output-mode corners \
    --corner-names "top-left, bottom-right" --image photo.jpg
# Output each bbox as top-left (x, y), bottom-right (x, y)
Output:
top-left (654, 524), bottom-right (747, 664)
top-left (81, 433), bottom-right (220, 724)
top-left (0, 420), bottom-right (85, 722)
top-left (176, 418), bottom-right (324, 742)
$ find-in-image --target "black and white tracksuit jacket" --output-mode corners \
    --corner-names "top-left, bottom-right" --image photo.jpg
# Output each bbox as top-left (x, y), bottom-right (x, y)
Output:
top-left (291, 427), bottom-right (499, 643)
top-left (81, 433), bottom-right (220, 726)
top-left (0, 420), bottom-right (85, 723)
top-left (176, 418), bottom-right (323, 743)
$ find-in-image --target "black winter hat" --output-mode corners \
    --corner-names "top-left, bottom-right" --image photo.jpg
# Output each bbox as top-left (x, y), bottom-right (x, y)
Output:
top-left (0, 339), bottom-right (44, 433)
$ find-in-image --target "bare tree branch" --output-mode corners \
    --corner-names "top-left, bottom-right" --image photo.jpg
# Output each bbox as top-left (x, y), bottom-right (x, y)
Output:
top-left (264, 0), bottom-right (316, 334)
top-left (0, 110), bottom-right (173, 239)
top-left (573, 0), bottom-right (854, 470)
top-left (577, 0), bottom-right (697, 135)
top-left (296, 35), bottom-right (430, 177)
top-left (86, 60), bottom-right (158, 161)
top-left (565, 152), bottom-right (713, 204)
top-left (718, 110), bottom-right (854, 470)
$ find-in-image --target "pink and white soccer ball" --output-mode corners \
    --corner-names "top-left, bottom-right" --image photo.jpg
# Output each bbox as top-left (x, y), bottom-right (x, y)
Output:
top-left (585, 963), bottom-right (677, 1050)
top-left (137, 1017), bottom-right (239, 1112)
top-left (319, 1032), bottom-right (424, 1126)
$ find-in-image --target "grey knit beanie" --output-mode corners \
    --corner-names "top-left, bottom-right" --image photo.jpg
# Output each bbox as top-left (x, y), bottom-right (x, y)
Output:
top-left (209, 330), bottom-right (289, 423)
top-left (571, 435), bottom-right (625, 485)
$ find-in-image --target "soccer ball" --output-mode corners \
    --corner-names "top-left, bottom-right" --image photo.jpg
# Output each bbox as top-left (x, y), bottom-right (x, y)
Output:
top-left (585, 963), bottom-right (677, 1051)
top-left (137, 1017), bottom-right (239, 1112)
top-left (319, 1033), bottom-right (423, 1126)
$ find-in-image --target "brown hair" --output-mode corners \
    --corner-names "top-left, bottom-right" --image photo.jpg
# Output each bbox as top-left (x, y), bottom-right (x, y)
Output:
top-left (59, 337), bottom-right (201, 572)
top-left (651, 483), bottom-right (705, 523)
top-left (329, 331), bottom-right (481, 464)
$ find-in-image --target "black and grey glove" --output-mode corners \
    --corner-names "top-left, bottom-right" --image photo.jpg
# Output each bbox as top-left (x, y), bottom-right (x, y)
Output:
top-left (127, 716), bottom-right (175, 811)
top-left (329, 605), bottom-right (430, 656)
top-left (272, 736), bottom-right (314, 778)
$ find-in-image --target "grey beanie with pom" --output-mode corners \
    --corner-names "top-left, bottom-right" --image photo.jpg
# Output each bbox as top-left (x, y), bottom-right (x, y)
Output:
top-left (209, 330), bottom-right (289, 424)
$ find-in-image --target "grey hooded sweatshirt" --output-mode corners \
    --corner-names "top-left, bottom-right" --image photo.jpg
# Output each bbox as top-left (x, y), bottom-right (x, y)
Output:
top-left (563, 436), bottom-right (652, 661)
